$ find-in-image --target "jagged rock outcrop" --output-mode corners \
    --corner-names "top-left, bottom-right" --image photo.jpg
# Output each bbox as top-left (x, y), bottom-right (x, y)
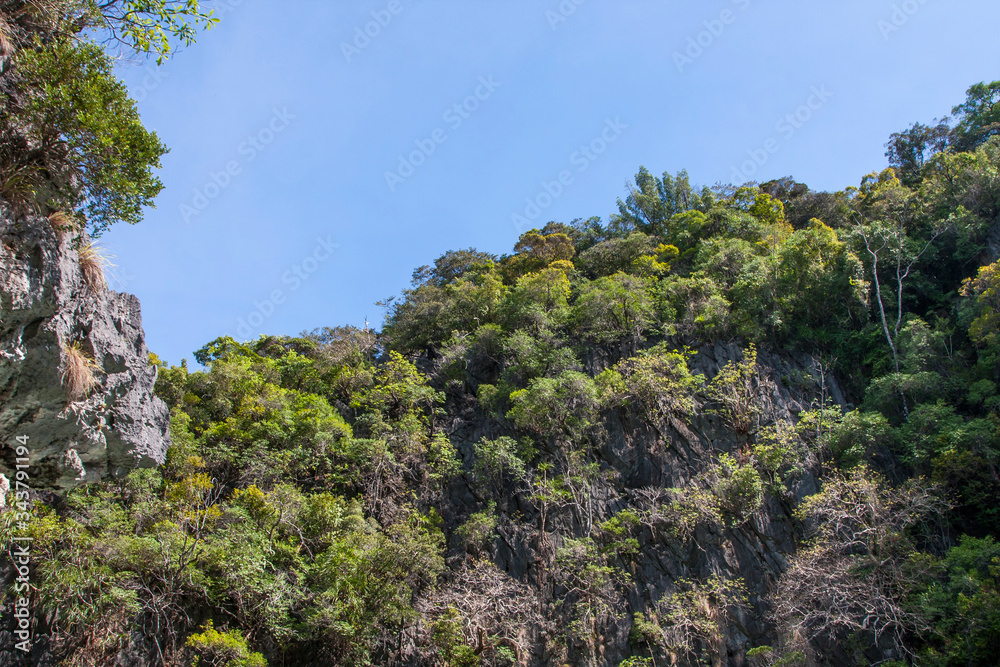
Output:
top-left (436, 341), bottom-right (847, 666)
top-left (0, 206), bottom-right (169, 490)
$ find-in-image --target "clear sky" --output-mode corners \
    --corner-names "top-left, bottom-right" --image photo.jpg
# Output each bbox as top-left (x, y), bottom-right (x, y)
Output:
top-left (102, 0), bottom-right (1000, 366)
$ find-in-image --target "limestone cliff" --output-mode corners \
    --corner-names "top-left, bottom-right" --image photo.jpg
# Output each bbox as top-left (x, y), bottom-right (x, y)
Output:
top-left (0, 206), bottom-right (169, 491)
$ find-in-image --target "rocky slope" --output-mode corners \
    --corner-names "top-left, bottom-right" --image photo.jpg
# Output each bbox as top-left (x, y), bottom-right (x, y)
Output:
top-left (0, 205), bottom-right (854, 665)
top-left (434, 342), bottom-right (847, 666)
top-left (0, 207), bottom-right (170, 492)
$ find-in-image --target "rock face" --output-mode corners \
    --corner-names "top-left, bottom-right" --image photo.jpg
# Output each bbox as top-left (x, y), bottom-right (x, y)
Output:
top-left (0, 207), bottom-right (169, 490)
top-left (438, 341), bottom-right (847, 666)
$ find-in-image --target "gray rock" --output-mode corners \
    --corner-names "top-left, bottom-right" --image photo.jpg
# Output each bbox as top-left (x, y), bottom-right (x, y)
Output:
top-left (0, 206), bottom-right (169, 490)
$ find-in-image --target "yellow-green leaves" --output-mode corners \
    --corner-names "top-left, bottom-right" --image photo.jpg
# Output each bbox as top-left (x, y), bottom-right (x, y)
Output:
top-left (962, 260), bottom-right (1000, 347)
top-left (185, 620), bottom-right (266, 667)
top-left (101, 0), bottom-right (219, 65)
top-left (599, 344), bottom-right (701, 422)
top-left (507, 370), bottom-right (599, 441)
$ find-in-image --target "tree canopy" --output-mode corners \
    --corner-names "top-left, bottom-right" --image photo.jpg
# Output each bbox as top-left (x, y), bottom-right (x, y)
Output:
top-left (0, 0), bottom-right (216, 234)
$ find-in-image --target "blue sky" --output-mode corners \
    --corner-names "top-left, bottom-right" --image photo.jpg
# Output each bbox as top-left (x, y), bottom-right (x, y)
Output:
top-left (103, 0), bottom-right (1000, 366)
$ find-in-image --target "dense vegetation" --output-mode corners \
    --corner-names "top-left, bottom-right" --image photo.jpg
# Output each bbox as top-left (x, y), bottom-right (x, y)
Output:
top-left (3, 4), bottom-right (1000, 662)
top-left (0, 0), bottom-right (216, 235)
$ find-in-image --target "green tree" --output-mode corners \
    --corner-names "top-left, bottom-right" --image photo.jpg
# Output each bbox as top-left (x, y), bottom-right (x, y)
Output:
top-left (705, 345), bottom-right (773, 437)
top-left (910, 535), bottom-right (1000, 665)
top-left (411, 247), bottom-right (498, 287)
top-left (0, 1), bottom-right (215, 58)
top-left (499, 266), bottom-right (571, 332)
top-left (598, 344), bottom-right (701, 426)
top-left (655, 272), bottom-right (731, 340)
top-left (507, 370), bottom-right (600, 442)
top-left (614, 166), bottom-right (709, 236)
top-left (3, 39), bottom-right (166, 234)
top-left (502, 229), bottom-right (575, 279)
top-left (962, 260), bottom-right (1000, 348)
top-left (575, 231), bottom-right (658, 278)
top-left (572, 273), bottom-right (656, 343)
top-left (950, 80), bottom-right (1000, 152)
top-left (770, 467), bottom-right (947, 661)
top-left (852, 169), bottom-right (948, 416)
top-left (554, 536), bottom-right (629, 655)
top-left (886, 119), bottom-right (951, 186)
top-left (712, 453), bottom-right (764, 525)
top-left (472, 436), bottom-right (529, 500)
top-left (302, 509), bottom-right (445, 664)
top-left (93, 0), bottom-right (217, 62)
top-left (632, 576), bottom-right (748, 664)
top-left (775, 219), bottom-right (867, 339)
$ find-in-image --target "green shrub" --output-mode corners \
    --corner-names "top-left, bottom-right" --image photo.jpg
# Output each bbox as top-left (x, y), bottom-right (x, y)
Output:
top-left (825, 410), bottom-right (891, 469)
top-left (6, 39), bottom-right (166, 235)
top-left (751, 421), bottom-right (803, 493)
top-left (601, 344), bottom-right (702, 423)
top-left (507, 370), bottom-right (600, 442)
top-left (431, 607), bottom-right (481, 667)
top-left (185, 621), bottom-right (266, 667)
top-left (910, 535), bottom-right (1000, 664)
top-left (572, 272), bottom-right (656, 342)
top-left (472, 436), bottom-right (530, 498)
top-left (633, 576), bottom-right (749, 663)
top-left (655, 272), bottom-right (731, 340)
top-left (713, 453), bottom-right (764, 524)
top-left (705, 344), bottom-right (768, 436)
top-left (456, 503), bottom-right (497, 554)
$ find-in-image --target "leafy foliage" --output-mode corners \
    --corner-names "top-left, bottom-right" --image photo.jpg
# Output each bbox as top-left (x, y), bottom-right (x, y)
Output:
top-left (597, 344), bottom-right (701, 423)
top-left (770, 467), bottom-right (948, 661)
top-left (0, 1), bottom-right (217, 233)
top-left (910, 535), bottom-right (1000, 665)
top-left (96, 0), bottom-right (218, 64)
top-left (13, 76), bottom-right (1000, 665)
top-left (185, 621), bottom-right (266, 667)
top-left (632, 576), bottom-right (749, 663)
top-left (3, 39), bottom-right (165, 234)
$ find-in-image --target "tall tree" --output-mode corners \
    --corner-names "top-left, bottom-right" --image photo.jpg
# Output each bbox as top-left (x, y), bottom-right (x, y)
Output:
top-left (950, 80), bottom-right (1000, 152)
top-left (885, 119), bottom-right (951, 187)
top-left (614, 166), bottom-right (708, 236)
top-left (852, 170), bottom-right (947, 418)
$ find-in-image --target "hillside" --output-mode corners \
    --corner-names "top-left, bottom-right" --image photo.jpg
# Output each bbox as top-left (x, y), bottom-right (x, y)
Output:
top-left (4, 109), bottom-right (1000, 664)
top-left (1, 3), bottom-right (1000, 666)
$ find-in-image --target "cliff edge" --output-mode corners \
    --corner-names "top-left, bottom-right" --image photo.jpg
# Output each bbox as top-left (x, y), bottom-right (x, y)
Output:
top-left (0, 207), bottom-right (169, 491)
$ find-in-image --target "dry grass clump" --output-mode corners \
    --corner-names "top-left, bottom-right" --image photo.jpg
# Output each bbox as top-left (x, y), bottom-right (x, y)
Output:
top-left (61, 342), bottom-right (101, 401)
top-left (47, 210), bottom-right (79, 239)
top-left (78, 240), bottom-right (110, 292)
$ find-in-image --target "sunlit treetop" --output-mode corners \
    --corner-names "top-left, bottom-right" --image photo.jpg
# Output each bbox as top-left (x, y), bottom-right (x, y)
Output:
top-left (91, 0), bottom-right (218, 64)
